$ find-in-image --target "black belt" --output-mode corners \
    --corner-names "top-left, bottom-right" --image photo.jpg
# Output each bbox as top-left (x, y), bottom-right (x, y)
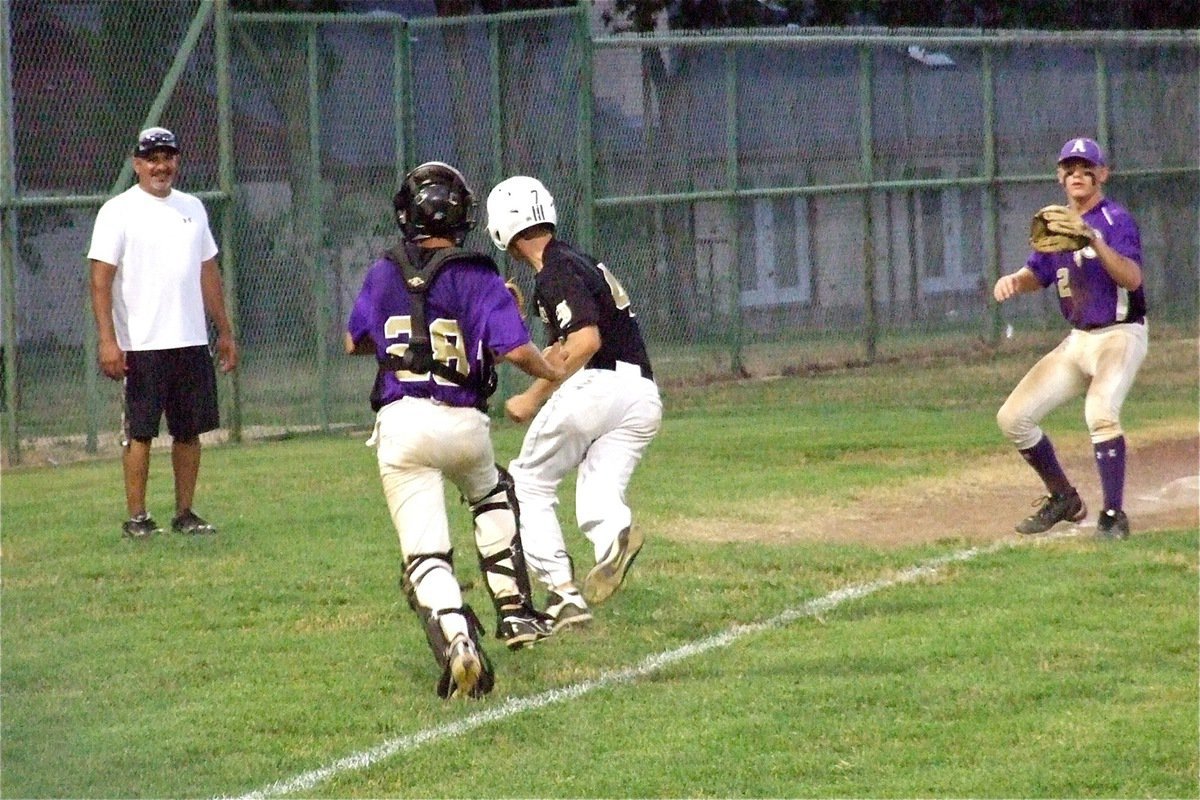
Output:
top-left (1078, 317), bottom-right (1145, 332)
top-left (588, 360), bottom-right (654, 381)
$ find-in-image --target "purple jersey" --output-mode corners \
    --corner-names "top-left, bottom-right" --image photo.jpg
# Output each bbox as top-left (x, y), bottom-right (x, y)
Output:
top-left (1025, 198), bottom-right (1146, 330)
top-left (347, 250), bottom-right (531, 409)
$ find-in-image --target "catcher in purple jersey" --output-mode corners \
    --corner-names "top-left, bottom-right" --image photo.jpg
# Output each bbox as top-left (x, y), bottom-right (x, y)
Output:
top-left (486, 176), bottom-right (662, 632)
top-left (345, 162), bottom-right (564, 699)
top-left (993, 137), bottom-right (1148, 539)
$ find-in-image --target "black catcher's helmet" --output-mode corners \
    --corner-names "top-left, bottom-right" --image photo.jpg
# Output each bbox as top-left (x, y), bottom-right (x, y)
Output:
top-left (393, 161), bottom-right (477, 244)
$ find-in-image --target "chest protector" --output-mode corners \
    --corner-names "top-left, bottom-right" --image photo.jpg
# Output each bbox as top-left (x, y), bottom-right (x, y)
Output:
top-left (376, 243), bottom-right (499, 411)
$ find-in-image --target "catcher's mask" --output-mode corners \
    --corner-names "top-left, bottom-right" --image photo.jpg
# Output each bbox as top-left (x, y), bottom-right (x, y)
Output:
top-left (485, 175), bottom-right (557, 251)
top-left (394, 161), bottom-right (477, 245)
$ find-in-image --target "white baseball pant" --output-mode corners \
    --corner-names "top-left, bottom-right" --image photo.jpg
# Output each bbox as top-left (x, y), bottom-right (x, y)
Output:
top-left (510, 366), bottom-right (662, 592)
top-left (372, 396), bottom-right (504, 641)
top-left (997, 321), bottom-right (1148, 448)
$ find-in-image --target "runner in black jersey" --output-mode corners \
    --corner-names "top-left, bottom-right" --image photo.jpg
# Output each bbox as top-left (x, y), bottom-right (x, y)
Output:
top-left (486, 175), bottom-right (663, 631)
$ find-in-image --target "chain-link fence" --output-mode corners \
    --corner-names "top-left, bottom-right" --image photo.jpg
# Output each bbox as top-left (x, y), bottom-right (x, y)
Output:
top-left (3, 1), bottom-right (1197, 465)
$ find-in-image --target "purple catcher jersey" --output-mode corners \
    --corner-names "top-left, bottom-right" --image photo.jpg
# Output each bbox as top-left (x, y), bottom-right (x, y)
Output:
top-left (1025, 198), bottom-right (1146, 330)
top-left (347, 250), bottom-right (531, 409)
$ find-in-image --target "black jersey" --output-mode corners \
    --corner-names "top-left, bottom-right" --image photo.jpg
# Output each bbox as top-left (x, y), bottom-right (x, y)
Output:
top-left (533, 239), bottom-right (653, 380)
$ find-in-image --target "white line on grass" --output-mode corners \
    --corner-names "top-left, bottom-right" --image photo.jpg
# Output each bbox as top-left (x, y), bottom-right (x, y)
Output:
top-left (222, 539), bottom-right (1015, 800)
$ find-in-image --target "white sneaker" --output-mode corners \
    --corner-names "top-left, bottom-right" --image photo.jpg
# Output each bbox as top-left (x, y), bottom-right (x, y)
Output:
top-left (582, 526), bottom-right (644, 605)
top-left (545, 587), bottom-right (593, 632)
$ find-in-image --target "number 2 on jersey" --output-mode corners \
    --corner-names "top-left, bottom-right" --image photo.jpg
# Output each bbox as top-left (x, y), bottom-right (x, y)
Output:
top-left (597, 262), bottom-right (631, 310)
top-left (1055, 267), bottom-right (1073, 298)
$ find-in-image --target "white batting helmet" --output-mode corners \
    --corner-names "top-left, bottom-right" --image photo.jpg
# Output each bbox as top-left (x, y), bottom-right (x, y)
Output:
top-left (485, 175), bottom-right (556, 251)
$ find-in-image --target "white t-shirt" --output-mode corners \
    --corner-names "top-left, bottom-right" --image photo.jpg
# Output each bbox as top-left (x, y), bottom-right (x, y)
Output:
top-left (87, 185), bottom-right (219, 351)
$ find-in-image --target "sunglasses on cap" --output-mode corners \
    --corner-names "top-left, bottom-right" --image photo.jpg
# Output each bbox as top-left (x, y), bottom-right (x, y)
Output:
top-left (135, 129), bottom-right (179, 156)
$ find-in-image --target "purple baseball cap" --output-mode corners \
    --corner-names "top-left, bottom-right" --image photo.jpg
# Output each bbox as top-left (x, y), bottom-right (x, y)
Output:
top-left (1057, 137), bottom-right (1106, 167)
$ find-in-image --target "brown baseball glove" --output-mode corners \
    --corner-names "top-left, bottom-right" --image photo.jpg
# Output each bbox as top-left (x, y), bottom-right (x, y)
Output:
top-left (1030, 204), bottom-right (1094, 253)
top-left (504, 279), bottom-right (526, 314)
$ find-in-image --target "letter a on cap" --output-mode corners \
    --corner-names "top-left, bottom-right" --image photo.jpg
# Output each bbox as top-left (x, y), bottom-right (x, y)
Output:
top-left (1071, 138), bottom-right (1087, 154)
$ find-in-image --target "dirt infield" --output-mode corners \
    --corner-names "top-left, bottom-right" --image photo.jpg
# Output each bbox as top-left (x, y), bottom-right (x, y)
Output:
top-left (9, 423), bottom-right (1196, 549)
top-left (665, 429), bottom-right (1199, 548)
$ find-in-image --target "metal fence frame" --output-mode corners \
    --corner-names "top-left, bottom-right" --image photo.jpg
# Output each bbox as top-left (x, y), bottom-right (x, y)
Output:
top-left (1, 1), bottom-right (1196, 465)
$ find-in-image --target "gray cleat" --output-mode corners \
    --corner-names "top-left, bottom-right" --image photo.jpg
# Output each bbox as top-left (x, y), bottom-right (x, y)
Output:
top-left (583, 526), bottom-right (644, 604)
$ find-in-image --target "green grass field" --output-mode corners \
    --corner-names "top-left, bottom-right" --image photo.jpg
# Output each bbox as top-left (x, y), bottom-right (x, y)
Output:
top-left (2, 334), bottom-right (1197, 798)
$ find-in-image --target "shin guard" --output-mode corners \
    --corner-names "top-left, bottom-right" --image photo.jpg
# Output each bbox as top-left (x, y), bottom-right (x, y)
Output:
top-left (403, 551), bottom-right (493, 698)
top-left (471, 466), bottom-right (536, 615)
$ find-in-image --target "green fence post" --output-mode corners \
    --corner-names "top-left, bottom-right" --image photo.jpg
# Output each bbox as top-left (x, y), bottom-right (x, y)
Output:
top-left (575, 1), bottom-right (594, 257)
top-left (982, 44), bottom-right (1002, 344)
top-left (0, 212), bottom-right (15, 465)
top-left (487, 21), bottom-right (503, 191)
top-left (83, 253), bottom-right (99, 454)
top-left (859, 45), bottom-right (877, 363)
top-left (0, 211), bottom-right (17, 466)
top-left (724, 43), bottom-right (743, 376)
top-left (1095, 46), bottom-right (1109, 150)
top-left (215, 0), bottom-right (241, 443)
top-left (306, 23), bottom-right (331, 432)
top-left (485, 18), bottom-right (518, 409)
top-left (0, 0), bottom-right (18, 465)
top-left (394, 18), bottom-right (411, 180)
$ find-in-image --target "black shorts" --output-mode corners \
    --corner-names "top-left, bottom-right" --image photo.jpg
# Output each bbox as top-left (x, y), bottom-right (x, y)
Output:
top-left (123, 346), bottom-right (219, 441)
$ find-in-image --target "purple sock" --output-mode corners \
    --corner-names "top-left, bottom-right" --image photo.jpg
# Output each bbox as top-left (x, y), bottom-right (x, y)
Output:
top-left (1019, 435), bottom-right (1072, 495)
top-left (1094, 436), bottom-right (1127, 511)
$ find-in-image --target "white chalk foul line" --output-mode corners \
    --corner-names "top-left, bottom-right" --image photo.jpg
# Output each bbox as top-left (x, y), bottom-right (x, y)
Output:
top-left (223, 540), bottom-right (1007, 800)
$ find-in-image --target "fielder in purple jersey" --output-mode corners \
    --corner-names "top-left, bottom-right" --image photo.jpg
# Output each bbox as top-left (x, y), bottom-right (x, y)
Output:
top-left (345, 162), bottom-right (564, 700)
top-left (993, 137), bottom-right (1148, 539)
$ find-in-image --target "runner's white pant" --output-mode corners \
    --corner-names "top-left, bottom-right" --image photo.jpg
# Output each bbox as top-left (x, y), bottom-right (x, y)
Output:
top-left (510, 367), bottom-right (662, 592)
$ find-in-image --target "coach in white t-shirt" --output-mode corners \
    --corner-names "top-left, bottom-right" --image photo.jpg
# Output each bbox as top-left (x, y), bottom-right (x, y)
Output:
top-left (88, 126), bottom-right (238, 539)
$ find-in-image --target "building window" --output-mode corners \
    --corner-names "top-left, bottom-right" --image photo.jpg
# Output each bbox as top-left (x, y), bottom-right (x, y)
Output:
top-left (919, 185), bottom-right (980, 294)
top-left (740, 196), bottom-right (812, 307)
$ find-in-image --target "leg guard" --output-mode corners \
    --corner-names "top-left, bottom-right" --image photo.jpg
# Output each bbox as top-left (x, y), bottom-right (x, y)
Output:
top-left (471, 465), bottom-right (536, 615)
top-left (401, 552), bottom-right (453, 669)
top-left (403, 552), bottom-right (495, 699)
top-left (471, 467), bottom-right (555, 649)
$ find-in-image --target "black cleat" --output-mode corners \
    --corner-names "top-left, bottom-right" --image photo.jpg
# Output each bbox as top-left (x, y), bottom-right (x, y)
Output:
top-left (1095, 508), bottom-right (1131, 540)
top-left (1015, 489), bottom-right (1086, 535)
top-left (122, 513), bottom-right (162, 540)
top-left (172, 509), bottom-right (216, 535)
top-left (438, 632), bottom-right (495, 700)
top-left (495, 604), bottom-right (555, 650)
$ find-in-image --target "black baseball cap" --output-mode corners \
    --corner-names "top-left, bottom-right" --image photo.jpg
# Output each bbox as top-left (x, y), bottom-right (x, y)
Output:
top-left (134, 127), bottom-right (179, 157)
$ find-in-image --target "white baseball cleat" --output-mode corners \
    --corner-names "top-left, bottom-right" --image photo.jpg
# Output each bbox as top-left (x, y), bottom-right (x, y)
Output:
top-left (545, 587), bottom-right (593, 632)
top-left (582, 526), bottom-right (644, 605)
